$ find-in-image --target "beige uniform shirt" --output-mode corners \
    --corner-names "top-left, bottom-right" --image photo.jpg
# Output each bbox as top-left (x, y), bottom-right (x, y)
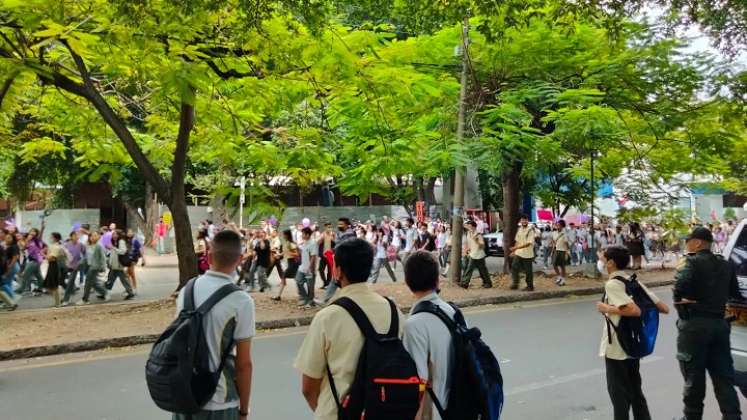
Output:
top-left (513, 226), bottom-right (536, 259)
top-left (599, 271), bottom-right (661, 360)
top-left (467, 231), bottom-right (486, 260)
top-left (294, 283), bottom-right (405, 420)
top-left (552, 231), bottom-right (570, 252)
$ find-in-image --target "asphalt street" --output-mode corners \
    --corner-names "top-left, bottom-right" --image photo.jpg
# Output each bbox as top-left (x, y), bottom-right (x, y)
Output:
top-left (2, 289), bottom-right (743, 420)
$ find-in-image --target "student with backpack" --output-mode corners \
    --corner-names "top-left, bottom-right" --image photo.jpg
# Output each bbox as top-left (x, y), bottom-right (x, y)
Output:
top-left (596, 246), bottom-right (669, 420)
top-left (405, 251), bottom-right (504, 420)
top-left (295, 238), bottom-right (420, 420)
top-left (146, 229), bottom-right (255, 420)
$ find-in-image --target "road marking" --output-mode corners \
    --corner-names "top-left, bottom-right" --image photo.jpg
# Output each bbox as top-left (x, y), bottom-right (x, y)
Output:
top-left (505, 356), bottom-right (664, 396)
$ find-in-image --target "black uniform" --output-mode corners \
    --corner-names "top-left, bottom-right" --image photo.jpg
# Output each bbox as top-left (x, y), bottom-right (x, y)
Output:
top-left (673, 249), bottom-right (742, 420)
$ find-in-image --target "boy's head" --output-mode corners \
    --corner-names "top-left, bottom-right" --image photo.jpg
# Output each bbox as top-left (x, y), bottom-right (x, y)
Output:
top-left (603, 245), bottom-right (630, 272)
top-left (334, 239), bottom-right (374, 286)
top-left (404, 251), bottom-right (440, 293)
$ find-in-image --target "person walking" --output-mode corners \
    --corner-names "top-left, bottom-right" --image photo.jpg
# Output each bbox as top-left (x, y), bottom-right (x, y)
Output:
top-left (460, 220), bottom-right (492, 289)
top-left (672, 227), bottom-right (742, 420)
top-left (296, 227), bottom-right (318, 308)
top-left (126, 229), bottom-right (143, 291)
top-left (252, 231), bottom-right (272, 293)
top-left (272, 230), bottom-right (299, 302)
top-left (510, 215), bottom-right (536, 291)
top-left (267, 229), bottom-right (285, 286)
top-left (552, 220), bottom-right (570, 286)
top-left (44, 232), bottom-right (66, 307)
top-left (156, 217), bottom-right (168, 255)
top-left (317, 223), bottom-right (335, 288)
top-left (61, 230), bottom-right (86, 306)
top-left (0, 232), bottom-right (20, 310)
top-left (172, 229), bottom-right (255, 420)
top-left (77, 231), bottom-right (110, 305)
top-left (16, 226), bottom-right (46, 295)
top-left (195, 229), bottom-right (210, 275)
top-left (319, 218), bottom-right (357, 305)
top-left (105, 229), bottom-right (135, 300)
top-left (625, 222), bottom-right (645, 270)
top-left (368, 228), bottom-right (397, 283)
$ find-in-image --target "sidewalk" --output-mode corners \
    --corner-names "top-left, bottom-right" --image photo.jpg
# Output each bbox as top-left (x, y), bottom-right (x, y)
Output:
top-left (0, 263), bottom-right (677, 360)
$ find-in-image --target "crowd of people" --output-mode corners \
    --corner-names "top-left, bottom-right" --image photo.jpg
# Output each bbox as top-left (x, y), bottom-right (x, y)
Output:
top-left (0, 221), bottom-right (145, 310)
top-left (164, 218), bottom-right (743, 420)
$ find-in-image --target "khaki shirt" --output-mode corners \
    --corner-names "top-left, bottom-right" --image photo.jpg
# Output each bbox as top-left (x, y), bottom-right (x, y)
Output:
top-left (294, 283), bottom-right (405, 420)
top-left (599, 271), bottom-right (660, 360)
top-left (467, 231), bottom-right (486, 260)
top-left (552, 231), bottom-right (570, 252)
top-left (513, 226), bottom-right (536, 259)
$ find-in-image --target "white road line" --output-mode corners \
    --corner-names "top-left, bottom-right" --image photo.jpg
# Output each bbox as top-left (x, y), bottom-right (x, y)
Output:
top-left (505, 356), bottom-right (664, 396)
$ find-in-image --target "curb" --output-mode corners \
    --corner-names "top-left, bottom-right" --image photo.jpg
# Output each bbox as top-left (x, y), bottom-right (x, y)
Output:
top-left (0, 279), bottom-right (674, 361)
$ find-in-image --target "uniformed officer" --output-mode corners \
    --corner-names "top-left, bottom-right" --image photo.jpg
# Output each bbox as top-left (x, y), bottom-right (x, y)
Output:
top-left (673, 226), bottom-right (742, 420)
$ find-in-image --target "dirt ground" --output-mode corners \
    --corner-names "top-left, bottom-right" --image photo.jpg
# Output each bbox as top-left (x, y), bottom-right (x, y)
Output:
top-left (0, 269), bottom-right (675, 351)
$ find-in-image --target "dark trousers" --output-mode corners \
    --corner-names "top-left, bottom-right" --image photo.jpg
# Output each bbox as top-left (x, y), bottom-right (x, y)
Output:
top-left (318, 253), bottom-right (332, 286)
top-left (511, 256), bottom-right (534, 288)
top-left (605, 358), bottom-right (651, 420)
top-left (677, 318), bottom-right (742, 420)
top-left (461, 257), bottom-right (492, 287)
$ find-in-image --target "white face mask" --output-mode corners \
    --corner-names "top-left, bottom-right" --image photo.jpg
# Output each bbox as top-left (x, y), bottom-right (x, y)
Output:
top-left (597, 260), bottom-right (608, 276)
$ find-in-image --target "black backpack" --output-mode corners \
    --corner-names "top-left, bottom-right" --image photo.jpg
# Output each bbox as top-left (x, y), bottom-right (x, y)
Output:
top-left (412, 301), bottom-right (504, 420)
top-left (603, 274), bottom-right (660, 359)
top-left (327, 297), bottom-right (423, 420)
top-left (145, 278), bottom-right (241, 414)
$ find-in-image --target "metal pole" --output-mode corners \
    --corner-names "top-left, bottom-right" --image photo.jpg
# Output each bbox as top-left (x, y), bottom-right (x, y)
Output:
top-left (588, 149), bottom-right (599, 278)
top-left (448, 15), bottom-right (470, 285)
top-left (239, 176), bottom-right (246, 229)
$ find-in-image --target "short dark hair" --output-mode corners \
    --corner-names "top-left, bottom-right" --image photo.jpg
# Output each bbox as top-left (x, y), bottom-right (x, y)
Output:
top-left (334, 238), bottom-right (374, 283)
top-left (51, 232), bottom-right (62, 242)
top-left (519, 214), bottom-right (529, 220)
top-left (407, 217), bottom-right (415, 225)
top-left (211, 230), bottom-right (242, 268)
top-left (604, 246), bottom-right (630, 270)
top-left (301, 227), bottom-right (312, 236)
top-left (465, 220), bottom-right (477, 227)
top-left (557, 219), bottom-right (566, 228)
top-left (338, 217), bottom-right (351, 226)
top-left (404, 251), bottom-right (439, 292)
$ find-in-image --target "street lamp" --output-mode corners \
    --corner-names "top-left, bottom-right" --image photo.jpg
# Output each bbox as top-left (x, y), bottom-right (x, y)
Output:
top-left (235, 176), bottom-right (246, 229)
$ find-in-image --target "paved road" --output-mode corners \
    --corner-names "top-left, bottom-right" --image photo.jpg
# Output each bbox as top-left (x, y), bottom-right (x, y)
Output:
top-left (10, 251), bottom-right (600, 311)
top-left (3, 289), bottom-right (739, 420)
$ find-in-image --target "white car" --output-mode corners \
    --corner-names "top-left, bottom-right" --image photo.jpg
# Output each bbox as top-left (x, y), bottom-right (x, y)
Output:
top-left (724, 219), bottom-right (747, 396)
top-left (484, 231), bottom-right (504, 257)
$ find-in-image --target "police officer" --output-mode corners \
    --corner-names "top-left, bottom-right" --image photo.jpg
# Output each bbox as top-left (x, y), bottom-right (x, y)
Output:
top-left (673, 226), bottom-right (742, 420)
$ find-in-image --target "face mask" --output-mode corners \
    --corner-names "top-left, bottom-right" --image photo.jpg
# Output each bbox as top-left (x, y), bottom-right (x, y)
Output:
top-left (597, 260), bottom-right (608, 275)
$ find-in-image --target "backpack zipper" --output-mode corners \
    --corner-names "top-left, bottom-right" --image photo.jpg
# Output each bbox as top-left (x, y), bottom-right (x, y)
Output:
top-left (372, 376), bottom-right (421, 385)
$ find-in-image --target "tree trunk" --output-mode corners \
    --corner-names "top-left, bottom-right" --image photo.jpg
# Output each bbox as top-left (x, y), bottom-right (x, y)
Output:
top-left (169, 197), bottom-right (197, 289)
top-left (501, 164), bottom-right (522, 274)
top-left (170, 101), bottom-right (198, 289)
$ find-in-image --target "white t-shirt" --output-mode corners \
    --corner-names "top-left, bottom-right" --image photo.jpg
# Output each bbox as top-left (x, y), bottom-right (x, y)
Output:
top-left (176, 271), bottom-right (256, 410)
top-left (299, 240), bottom-right (318, 274)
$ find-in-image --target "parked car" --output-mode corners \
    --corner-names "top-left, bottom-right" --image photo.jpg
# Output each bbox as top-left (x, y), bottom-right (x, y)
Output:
top-left (484, 230), bottom-right (504, 257)
top-left (724, 219), bottom-right (747, 396)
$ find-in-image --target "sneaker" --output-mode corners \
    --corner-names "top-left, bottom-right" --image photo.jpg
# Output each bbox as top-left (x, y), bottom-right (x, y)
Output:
top-left (76, 300), bottom-right (90, 306)
top-left (124, 293), bottom-right (135, 300)
top-left (522, 286), bottom-right (535, 292)
top-left (104, 291), bottom-right (112, 302)
top-left (270, 296), bottom-right (281, 302)
top-left (557, 277), bottom-right (566, 286)
top-left (554, 277), bottom-right (562, 285)
top-left (61, 301), bottom-right (71, 307)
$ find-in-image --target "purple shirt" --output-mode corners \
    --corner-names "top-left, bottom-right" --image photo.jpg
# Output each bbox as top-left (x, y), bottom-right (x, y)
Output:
top-left (25, 238), bottom-right (46, 263)
top-left (65, 241), bottom-right (85, 269)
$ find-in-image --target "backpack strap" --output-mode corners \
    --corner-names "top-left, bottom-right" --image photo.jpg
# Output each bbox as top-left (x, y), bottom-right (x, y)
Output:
top-left (196, 283), bottom-right (242, 315)
top-left (333, 296), bottom-right (399, 339)
top-left (183, 277), bottom-right (198, 311)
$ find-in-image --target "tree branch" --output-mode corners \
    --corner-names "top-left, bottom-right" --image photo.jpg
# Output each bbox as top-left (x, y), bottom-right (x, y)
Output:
top-left (206, 60), bottom-right (262, 80)
top-left (171, 99), bottom-right (194, 200)
top-left (0, 70), bottom-right (18, 110)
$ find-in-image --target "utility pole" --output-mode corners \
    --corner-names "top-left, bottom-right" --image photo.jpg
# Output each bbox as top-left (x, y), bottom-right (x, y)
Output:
top-left (237, 176), bottom-right (246, 229)
top-left (449, 15), bottom-right (470, 285)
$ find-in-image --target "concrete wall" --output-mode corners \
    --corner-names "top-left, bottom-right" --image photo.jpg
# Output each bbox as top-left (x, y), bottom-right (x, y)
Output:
top-left (15, 209), bottom-right (100, 239)
top-left (279, 205), bottom-right (410, 229)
